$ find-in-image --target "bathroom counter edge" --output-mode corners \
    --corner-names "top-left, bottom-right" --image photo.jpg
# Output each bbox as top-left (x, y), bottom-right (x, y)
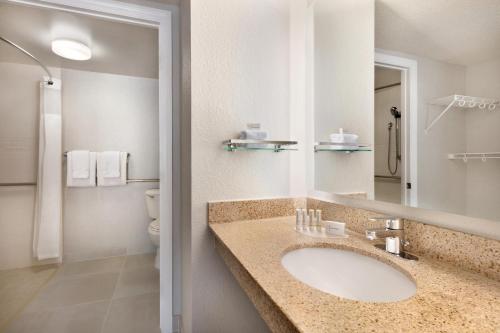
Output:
top-left (209, 216), bottom-right (500, 333)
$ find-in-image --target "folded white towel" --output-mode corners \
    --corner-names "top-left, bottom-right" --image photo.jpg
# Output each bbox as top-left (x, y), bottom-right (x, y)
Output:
top-left (70, 150), bottom-right (90, 179)
top-left (97, 152), bottom-right (127, 186)
top-left (67, 151), bottom-right (97, 187)
top-left (239, 130), bottom-right (268, 140)
top-left (100, 151), bottom-right (121, 178)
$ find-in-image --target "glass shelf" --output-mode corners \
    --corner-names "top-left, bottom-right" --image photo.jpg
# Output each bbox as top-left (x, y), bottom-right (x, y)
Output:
top-left (314, 142), bottom-right (372, 153)
top-left (223, 139), bottom-right (298, 152)
top-left (223, 146), bottom-right (298, 152)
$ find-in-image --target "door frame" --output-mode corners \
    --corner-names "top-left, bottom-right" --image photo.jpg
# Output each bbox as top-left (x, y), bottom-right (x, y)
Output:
top-left (4, 0), bottom-right (177, 331)
top-left (375, 51), bottom-right (418, 207)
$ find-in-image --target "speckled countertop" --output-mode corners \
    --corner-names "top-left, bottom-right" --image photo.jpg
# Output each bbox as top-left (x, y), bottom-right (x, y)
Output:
top-left (210, 217), bottom-right (500, 333)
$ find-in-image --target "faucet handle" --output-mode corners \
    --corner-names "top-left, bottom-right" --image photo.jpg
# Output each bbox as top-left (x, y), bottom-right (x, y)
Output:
top-left (369, 217), bottom-right (403, 230)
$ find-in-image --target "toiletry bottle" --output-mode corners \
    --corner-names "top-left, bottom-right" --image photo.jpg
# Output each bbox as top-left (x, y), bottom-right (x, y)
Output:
top-left (308, 209), bottom-right (316, 232)
top-left (295, 209), bottom-right (302, 231)
top-left (315, 210), bottom-right (322, 232)
top-left (301, 208), bottom-right (309, 230)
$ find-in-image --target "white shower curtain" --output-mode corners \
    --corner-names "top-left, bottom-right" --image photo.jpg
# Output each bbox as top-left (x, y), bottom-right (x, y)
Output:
top-left (33, 78), bottom-right (62, 260)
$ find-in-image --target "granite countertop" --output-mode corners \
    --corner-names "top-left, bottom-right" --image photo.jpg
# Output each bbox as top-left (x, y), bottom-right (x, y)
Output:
top-left (209, 216), bottom-right (500, 333)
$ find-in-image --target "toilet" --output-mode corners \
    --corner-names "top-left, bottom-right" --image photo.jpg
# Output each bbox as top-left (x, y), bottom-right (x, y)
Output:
top-left (145, 189), bottom-right (160, 269)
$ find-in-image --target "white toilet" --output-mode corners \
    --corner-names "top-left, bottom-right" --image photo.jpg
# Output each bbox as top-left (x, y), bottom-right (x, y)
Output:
top-left (145, 189), bottom-right (160, 269)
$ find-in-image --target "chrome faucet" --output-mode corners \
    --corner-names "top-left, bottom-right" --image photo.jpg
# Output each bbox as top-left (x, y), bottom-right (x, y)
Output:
top-left (366, 217), bottom-right (418, 260)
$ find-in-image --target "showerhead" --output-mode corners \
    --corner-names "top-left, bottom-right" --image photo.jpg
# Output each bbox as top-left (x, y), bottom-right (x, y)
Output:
top-left (390, 106), bottom-right (401, 118)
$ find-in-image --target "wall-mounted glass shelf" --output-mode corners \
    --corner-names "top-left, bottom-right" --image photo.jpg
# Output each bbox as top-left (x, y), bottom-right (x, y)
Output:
top-left (223, 139), bottom-right (298, 152)
top-left (314, 142), bottom-right (372, 153)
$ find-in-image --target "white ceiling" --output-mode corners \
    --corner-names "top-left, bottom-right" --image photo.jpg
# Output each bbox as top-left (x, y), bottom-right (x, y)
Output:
top-left (0, 2), bottom-right (158, 78)
top-left (376, 0), bottom-right (500, 66)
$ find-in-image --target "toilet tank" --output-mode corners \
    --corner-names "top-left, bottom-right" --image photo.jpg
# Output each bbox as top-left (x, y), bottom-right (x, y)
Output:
top-left (145, 189), bottom-right (160, 219)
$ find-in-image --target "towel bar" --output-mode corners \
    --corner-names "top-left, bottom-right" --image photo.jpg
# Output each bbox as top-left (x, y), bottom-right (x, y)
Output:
top-left (127, 179), bottom-right (160, 183)
top-left (0, 153), bottom-right (158, 186)
top-left (0, 179), bottom-right (159, 186)
top-left (63, 152), bottom-right (131, 158)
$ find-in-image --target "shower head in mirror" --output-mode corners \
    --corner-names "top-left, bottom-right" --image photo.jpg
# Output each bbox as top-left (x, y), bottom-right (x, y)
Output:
top-left (390, 106), bottom-right (401, 118)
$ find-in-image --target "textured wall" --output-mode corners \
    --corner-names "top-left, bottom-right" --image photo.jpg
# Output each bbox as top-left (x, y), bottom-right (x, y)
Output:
top-left (190, 0), bottom-right (292, 331)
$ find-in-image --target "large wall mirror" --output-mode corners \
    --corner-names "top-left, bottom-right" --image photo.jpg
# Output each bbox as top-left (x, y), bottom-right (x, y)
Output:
top-left (310, 0), bottom-right (500, 227)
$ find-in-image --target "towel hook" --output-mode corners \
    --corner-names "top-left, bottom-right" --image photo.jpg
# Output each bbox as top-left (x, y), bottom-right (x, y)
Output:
top-left (463, 153), bottom-right (468, 163)
top-left (482, 154), bottom-right (487, 162)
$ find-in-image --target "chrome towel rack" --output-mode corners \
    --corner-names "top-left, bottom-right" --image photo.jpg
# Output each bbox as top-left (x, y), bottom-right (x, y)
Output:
top-left (64, 151), bottom-right (159, 183)
top-left (448, 152), bottom-right (500, 162)
top-left (63, 151), bottom-right (131, 158)
top-left (0, 179), bottom-right (159, 187)
top-left (0, 152), bottom-right (159, 186)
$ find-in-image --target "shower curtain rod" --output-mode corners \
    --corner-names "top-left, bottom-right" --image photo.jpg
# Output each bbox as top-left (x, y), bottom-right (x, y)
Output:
top-left (0, 36), bottom-right (54, 85)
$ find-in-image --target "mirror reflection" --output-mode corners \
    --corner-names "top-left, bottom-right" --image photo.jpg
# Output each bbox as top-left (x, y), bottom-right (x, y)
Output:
top-left (312, 0), bottom-right (500, 222)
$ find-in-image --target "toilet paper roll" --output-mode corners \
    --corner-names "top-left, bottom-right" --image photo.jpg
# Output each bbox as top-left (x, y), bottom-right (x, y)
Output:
top-left (385, 237), bottom-right (400, 254)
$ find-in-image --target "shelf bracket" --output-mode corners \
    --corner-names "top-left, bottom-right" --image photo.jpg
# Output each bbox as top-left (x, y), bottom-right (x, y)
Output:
top-left (425, 100), bottom-right (456, 133)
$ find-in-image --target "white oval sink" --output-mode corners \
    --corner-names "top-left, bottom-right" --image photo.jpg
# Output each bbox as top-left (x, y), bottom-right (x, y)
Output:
top-left (281, 247), bottom-right (416, 302)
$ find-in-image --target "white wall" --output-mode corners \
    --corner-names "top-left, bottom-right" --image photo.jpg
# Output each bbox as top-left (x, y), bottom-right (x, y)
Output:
top-left (190, 0), bottom-right (292, 331)
top-left (416, 56), bottom-right (467, 214)
top-left (0, 62), bottom-right (158, 269)
top-left (62, 69), bottom-right (159, 262)
top-left (465, 58), bottom-right (500, 221)
top-left (313, 0), bottom-right (375, 198)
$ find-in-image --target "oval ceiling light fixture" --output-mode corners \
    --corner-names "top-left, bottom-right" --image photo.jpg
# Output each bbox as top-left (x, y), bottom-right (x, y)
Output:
top-left (51, 39), bottom-right (91, 61)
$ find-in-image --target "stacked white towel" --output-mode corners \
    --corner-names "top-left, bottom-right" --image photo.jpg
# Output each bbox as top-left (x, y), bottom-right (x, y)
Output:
top-left (66, 150), bottom-right (96, 187)
top-left (97, 151), bottom-right (127, 186)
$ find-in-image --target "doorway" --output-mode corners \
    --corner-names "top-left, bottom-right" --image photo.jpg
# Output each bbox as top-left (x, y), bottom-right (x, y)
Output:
top-left (374, 66), bottom-right (403, 204)
top-left (0, 0), bottom-right (176, 332)
top-left (375, 52), bottom-right (418, 207)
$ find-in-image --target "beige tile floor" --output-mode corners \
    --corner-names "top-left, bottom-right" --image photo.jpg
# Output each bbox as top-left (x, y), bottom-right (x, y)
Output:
top-left (3, 254), bottom-right (160, 333)
top-left (0, 264), bottom-right (58, 332)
